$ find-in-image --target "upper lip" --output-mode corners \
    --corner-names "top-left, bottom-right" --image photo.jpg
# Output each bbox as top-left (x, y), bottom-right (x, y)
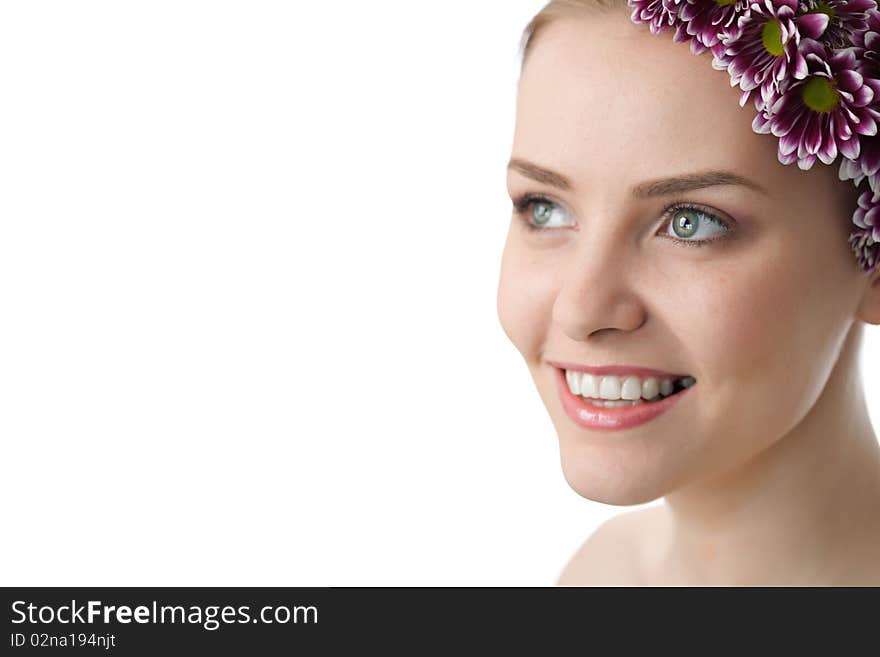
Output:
top-left (548, 361), bottom-right (691, 380)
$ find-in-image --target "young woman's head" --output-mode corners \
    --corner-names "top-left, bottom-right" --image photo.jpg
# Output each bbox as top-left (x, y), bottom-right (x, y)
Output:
top-left (498, 0), bottom-right (880, 506)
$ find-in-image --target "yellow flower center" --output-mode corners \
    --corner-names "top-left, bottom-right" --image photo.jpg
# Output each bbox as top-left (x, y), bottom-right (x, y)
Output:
top-left (715, 0), bottom-right (737, 6)
top-left (762, 19), bottom-right (789, 56)
top-left (801, 77), bottom-right (841, 112)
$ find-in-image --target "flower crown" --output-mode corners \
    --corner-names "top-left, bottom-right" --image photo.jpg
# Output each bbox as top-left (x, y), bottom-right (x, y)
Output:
top-left (628, 0), bottom-right (880, 273)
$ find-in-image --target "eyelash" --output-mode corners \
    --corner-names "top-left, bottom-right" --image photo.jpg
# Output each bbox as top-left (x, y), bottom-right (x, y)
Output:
top-left (511, 193), bottom-right (732, 248)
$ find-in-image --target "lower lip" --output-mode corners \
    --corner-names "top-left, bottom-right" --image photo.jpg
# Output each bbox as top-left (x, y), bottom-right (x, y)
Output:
top-left (555, 367), bottom-right (693, 431)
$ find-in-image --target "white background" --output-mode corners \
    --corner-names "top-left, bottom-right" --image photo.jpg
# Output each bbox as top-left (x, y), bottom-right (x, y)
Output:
top-left (0, 1), bottom-right (877, 586)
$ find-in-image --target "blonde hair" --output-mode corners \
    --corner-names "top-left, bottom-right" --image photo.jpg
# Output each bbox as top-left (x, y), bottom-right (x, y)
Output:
top-left (519, 0), bottom-right (629, 66)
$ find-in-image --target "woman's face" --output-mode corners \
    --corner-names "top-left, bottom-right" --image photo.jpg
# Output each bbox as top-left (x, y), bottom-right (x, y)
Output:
top-left (498, 11), bottom-right (868, 504)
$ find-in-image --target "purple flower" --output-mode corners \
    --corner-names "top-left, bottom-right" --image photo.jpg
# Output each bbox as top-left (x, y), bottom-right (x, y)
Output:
top-left (628, 0), bottom-right (708, 52)
top-left (713, 0), bottom-right (830, 111)
top-left (849, 188), bottom-right (880, 271)
top-left (839, 7), bottom-right (880, 181)
top-left (628, 0), bottom-right (689, 34)
top-left (839, 152), bottom-right (880, 185)
top-left (850, 6), bottom-right (880, 67)
top-left (799, 0), bottom-right (875, 49)
top-left (751, 39), bottom-right (879, 170)
top-left (679, 0), bottom-right (752, 52)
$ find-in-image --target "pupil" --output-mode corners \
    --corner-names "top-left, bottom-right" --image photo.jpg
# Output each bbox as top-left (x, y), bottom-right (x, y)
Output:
top-left (674, 210), bottom-right (698, 238)
top-left (534, 203), bottom-right (552, 224)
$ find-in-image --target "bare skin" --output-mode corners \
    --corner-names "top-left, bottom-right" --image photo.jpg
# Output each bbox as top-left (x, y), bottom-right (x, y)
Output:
top-left (557, 326), bottom-right (880, 586)
top-left (498, 9), bottom-right (880, 586)
top-left (557, 500), bottom-right (880, 586)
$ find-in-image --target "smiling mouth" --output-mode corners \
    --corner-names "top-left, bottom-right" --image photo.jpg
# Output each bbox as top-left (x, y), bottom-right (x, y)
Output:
top-left (561, 368), bottom-right (697, 405)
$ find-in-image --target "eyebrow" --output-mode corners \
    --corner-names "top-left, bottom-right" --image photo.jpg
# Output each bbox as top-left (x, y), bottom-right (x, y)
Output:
top-left (507, 157), bottom-right (770, 198)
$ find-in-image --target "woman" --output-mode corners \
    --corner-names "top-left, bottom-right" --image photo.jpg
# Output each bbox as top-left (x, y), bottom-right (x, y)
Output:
top-left (497, 0), bottom-right (880, 585)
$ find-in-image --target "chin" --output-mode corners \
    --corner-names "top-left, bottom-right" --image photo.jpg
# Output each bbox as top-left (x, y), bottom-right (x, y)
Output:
top-left (558, 444), bottom-right (673, 506)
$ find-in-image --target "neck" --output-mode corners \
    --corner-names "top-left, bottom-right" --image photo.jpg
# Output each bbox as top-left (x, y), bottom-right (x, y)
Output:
top-left (654, 325), bottom-right (880, 585)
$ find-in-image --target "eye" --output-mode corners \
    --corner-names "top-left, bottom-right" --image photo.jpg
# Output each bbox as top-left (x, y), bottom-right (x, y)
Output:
top-left (658, 203), bottom-right (732, 247)
top-left (511, 194), bottom-right (734, 247)
top-left (511, 194), bottom-right (574, 231)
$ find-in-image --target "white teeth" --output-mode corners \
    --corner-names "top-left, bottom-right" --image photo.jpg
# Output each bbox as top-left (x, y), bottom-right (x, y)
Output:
top-left (599, 375), bottom-right (622, 400)
top-left (565, 369), bottom-right (695, 402)
top-left (580, 373), bottom-right (599, 398)
top-left (642, 377), bottom-right (660, 401)
top-left (620, 376), bottom-right (642, 401)
top-left (565, 369), bottom-right (581, 395)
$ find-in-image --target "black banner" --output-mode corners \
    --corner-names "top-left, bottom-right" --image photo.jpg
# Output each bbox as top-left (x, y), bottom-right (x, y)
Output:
top-left (1, 586), bottom-right (874, 653)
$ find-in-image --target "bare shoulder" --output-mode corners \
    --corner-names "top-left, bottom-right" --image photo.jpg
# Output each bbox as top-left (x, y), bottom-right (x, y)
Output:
top-left (555, 507), bottom-right (661, 586)
top-left (827, 525), bottom-right (880, 585)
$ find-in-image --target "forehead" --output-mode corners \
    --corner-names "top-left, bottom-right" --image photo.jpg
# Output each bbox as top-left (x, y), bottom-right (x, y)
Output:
top-left (514, 13), bottom-right (775, 185)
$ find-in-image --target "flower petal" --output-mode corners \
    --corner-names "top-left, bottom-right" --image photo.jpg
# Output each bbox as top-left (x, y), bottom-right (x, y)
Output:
top-left (837, 69), bottom-right (864, 94)
top-left (855, 112), bottom-right (878, 137)
top-left (818, 135), bottom-right (838, 164)
top-left (839, 135), bottom-right (860, 160)
top-left (798, 153), bottom-right (817, 170)
top-left (795, 13), bottom-right (829, 41)
top-left (805, 118), bottom-right (822, 154)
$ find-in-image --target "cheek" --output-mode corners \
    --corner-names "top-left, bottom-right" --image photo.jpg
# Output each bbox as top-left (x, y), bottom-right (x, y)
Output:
top-left (497, 237), bottom-right (557, 361)
top-left (692, 264), bottom-right (795, 383)
top-left (686, 246), bottom-right (853, 440)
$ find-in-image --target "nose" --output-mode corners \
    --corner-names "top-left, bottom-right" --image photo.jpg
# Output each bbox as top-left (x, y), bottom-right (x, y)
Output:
top-left (551, 237), bottom-right (647, 341)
